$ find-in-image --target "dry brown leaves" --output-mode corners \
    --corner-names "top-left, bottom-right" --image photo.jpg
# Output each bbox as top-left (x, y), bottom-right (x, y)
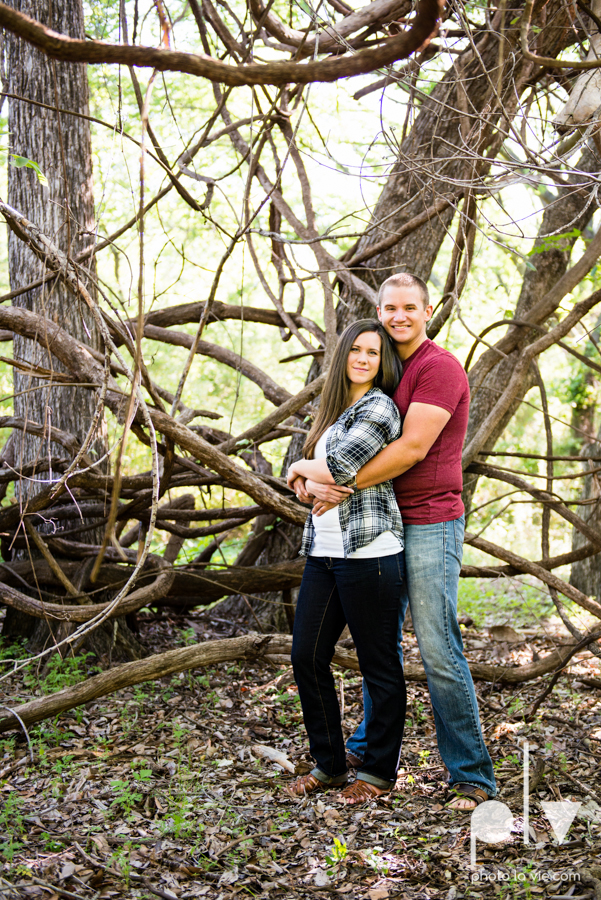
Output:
top-left (0, 613), bottom-right (599, 899)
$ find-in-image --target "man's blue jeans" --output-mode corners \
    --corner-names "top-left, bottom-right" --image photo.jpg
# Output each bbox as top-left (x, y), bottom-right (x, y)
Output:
top-left (346, 515), bottom-right (496, 797)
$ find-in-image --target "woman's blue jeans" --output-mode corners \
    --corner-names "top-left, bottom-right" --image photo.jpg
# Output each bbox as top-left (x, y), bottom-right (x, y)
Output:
top-left (292, 553), bottom-right (406, 789)
top-left (346, 516), bottom-right (497, 797)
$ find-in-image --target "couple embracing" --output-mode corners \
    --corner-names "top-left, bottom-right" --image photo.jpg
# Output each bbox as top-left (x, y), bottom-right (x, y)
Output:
top-left (285, 272), bottom-right (496, 810)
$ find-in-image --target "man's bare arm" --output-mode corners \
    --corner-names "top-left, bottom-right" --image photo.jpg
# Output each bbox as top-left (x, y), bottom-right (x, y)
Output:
top-left (311, 402), bottom-right (452, 514)
top-left (356, 402), bottom-right (451, 488)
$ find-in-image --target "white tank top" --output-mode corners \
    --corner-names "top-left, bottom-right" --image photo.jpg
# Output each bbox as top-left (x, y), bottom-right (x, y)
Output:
top-left (309, 426), bottom-right (402, 559)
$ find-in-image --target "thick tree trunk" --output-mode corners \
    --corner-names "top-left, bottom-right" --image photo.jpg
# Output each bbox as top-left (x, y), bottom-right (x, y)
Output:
top-left (463, 147), bottom-right (601, 515)
top-left (2, 0), bottom-right (133, 658)
top-left (7, 0), bottom-right (103, 473)
top-left (340, 0), bottom-right (575, 308)
top-left (233, 0), bottom-right (582, 631)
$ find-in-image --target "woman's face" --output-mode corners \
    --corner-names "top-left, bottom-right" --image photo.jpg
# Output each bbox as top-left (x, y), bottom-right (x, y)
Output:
top-left (346, 331), bottom-right (382, 388)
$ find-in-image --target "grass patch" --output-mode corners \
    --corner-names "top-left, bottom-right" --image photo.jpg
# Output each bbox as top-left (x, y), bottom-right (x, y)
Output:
top-left (458, 578), bottom-right (555, 629)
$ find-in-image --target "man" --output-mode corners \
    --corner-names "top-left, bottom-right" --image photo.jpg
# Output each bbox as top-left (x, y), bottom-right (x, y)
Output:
top-left (299, 272), bottom-right (496, 810)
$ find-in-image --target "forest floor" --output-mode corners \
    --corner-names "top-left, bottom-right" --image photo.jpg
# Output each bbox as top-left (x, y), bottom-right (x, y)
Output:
top-left (0, 587), bottom-right (600, 900)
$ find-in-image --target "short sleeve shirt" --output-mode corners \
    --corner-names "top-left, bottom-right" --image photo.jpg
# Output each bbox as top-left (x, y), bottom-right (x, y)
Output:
top-left (392, 340), bottom-right (469, 524)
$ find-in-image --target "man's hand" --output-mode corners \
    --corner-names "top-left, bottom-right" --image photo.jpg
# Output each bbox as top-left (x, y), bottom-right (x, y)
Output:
top-left (306, 479), bottom-right (352, 503)
top-left (312, 498), bottom-right (341, 517)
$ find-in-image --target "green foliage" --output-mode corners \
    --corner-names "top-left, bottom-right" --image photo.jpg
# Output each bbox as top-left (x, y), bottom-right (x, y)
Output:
top-left (457, 580), bottom-right (554, 629)
top-left (325, 836), bottom-right (348, 870)
top-left (9, 154), bottom-right (48, 186)
top-left (23, 651), bottom-right (98, 695)
top-left (0, 638), bottom-right (28, 662)
top-left (109, 779), bottom-right (143, 820)
top-left (40, 832), bottom-right (65, 853)
top-left (109, 846), bottom-right (133, 886)
top-left (418, 749), bottom-right (431, 768)
top-left (51, 753), bottom-right (75, 776)
top-left (0, 792), bottom-right (25, 862)
top-left (527, 229), bottom-right (581, 255)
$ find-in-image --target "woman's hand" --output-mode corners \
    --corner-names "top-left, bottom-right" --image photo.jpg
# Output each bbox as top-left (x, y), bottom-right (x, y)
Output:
top-left (291, 475), bottom-right (312, 503)
top-left (287, 463), bottom-right (301, 489)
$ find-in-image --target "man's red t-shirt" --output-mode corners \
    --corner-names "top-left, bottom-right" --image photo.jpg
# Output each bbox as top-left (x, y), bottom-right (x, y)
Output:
top-left (392, 339), bottom-right (469, 524)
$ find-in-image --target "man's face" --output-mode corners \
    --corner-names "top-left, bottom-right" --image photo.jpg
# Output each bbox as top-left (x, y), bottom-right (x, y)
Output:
top-left (377, 285), bottom-right (433, 349)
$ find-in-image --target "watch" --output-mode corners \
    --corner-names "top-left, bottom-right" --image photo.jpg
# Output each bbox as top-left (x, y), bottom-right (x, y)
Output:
top-left (347, 475), bottom-right (358, 490)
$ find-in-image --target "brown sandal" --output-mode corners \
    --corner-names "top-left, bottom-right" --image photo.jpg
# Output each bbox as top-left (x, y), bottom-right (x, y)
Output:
top-left (285, 773), bottom-right (326, 798)
top-left (445, 783), bottom-right (488, 811)
top-left (335, 779), bottom-right (386, 806)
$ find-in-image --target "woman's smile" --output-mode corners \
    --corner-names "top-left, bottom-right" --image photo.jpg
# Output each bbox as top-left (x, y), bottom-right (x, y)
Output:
top-left (346, 331), bottom-right (382, 387)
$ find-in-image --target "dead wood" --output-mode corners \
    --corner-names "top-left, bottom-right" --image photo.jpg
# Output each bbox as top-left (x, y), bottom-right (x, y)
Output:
top-left (0, 556), bottom-right (306, 608)
top-left (0, 299), bottom-right (306, 527)
top-left (130, 300), bottom-right (325, 346)
top-left (0, 630), bottom-right (591, 733)
top-left (0, 564), bottom-right (174, 622)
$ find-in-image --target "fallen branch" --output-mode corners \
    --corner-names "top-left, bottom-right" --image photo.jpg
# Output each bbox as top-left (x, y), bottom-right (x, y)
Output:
top-left (0, 632), bottom-right (591, 733)
top-left (0, 556), bottom-right (306, 609)
top-left (0, 564), bottom-right (174, 623)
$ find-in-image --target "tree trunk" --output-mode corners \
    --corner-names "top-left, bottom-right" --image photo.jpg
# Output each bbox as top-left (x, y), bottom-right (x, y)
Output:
top-left (463, 147), bottom-right (601, 515)
top-left (2, 0), bottom-right (138, 660)
top-left (234, 0), bottom-right (583, 630)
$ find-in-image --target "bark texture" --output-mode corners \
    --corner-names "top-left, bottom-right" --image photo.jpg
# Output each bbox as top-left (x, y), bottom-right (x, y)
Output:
top-left (463, 147), bottom-right (601, 514)
top-left (7, 0), bottom-right (103, 479)
top-left (3, 0), bottom-right (112, 652)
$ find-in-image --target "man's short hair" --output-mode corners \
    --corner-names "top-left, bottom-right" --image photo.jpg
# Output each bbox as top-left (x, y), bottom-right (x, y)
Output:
top-left (377, 272), bottom-right (430, 309)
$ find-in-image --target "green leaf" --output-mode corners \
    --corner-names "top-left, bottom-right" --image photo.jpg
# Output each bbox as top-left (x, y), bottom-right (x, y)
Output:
top-left (10, 154), bottom-right (49, 187)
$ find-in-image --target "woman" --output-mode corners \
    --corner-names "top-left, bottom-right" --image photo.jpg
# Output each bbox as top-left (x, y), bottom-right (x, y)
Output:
top-left (285, 319), bottom-right (406, 805)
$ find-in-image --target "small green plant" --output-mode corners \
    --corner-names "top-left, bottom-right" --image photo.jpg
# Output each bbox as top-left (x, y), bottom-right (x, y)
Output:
top-left (418, 749), bottom-right (430, 767)
top-left (0, 792), bottom-right (25, 861)
top-left (361, 846), bottom-right (389, 875)
top-left (507, 697), bottom-right (525, 717)
top-left (326, 837), bottom-right (348, 869)
top-left (179, 626), bottom-right (196, 646)
top-left (109, 846), bottom-right (132, 886)
top-left (131, 759), bottom-right (153, 783)
top-left (40, 832), bottom-right (64, 853)
top-left (414, 700), bottom-right (426, 724)
top-left (110, 779), bottom-right (142, 820)
top-left (0, 638), bottom-right (28, 662)
top-left (24, 652), bottom-right (98, 694)
top-left (52, 753), bottom-right (74, 776)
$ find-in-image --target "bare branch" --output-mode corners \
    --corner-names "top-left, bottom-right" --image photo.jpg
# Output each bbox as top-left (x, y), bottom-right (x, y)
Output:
top-left (0, 0), bottom-right (443, 86)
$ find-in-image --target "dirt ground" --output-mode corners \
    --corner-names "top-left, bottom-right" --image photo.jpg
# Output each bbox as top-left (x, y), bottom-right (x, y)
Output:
top-left (0, 608), bottom-right (600, 899)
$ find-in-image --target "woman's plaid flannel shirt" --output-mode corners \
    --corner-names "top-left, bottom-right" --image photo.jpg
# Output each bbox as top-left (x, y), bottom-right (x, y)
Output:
top-left (300, 388), bottom-right (404, 557)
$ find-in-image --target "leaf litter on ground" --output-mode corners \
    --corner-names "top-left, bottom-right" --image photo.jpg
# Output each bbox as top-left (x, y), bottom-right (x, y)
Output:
top-left (0, 609), bottom-right (599, 898)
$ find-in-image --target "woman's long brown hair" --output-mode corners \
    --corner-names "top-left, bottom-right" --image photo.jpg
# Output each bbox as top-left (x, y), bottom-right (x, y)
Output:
top-left (303, 319), bottom-right (402, 459)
